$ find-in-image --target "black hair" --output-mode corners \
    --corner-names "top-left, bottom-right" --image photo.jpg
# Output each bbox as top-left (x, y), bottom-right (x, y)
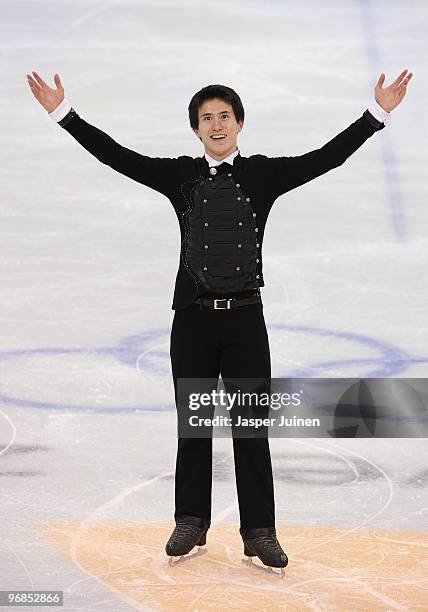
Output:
top-left (188, 84), bottom-right (245, 131)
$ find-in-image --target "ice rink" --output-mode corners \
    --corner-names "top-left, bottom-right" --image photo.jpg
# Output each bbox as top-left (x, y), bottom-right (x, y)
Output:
top-left (1, 0), bottom-right (427, 609)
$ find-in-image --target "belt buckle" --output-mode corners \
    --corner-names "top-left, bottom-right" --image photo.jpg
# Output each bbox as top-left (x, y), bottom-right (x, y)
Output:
top-left (214, 298), bottom-right (232, 310)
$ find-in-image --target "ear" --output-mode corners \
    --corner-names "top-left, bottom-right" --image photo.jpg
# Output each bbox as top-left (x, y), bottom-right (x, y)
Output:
top-left (238, 120), bottom-right (244, 132)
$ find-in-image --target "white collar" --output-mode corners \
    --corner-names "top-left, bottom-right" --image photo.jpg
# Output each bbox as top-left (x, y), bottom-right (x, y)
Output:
top-left (205, 148), bottom-right (240, 167)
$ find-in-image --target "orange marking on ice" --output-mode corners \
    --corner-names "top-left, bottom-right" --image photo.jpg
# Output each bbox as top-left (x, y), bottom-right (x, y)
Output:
top-left (38, 522), bottom-right (428, 611)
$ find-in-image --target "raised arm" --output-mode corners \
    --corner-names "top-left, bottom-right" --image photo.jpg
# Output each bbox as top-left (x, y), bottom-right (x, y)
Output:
top-left (266, 69), bottom-right (413, 199)
top-left (26, 71), bottom-right (178, 198)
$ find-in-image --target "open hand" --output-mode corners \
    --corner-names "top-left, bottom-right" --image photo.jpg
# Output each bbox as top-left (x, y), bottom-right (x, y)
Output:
top-left (375, 69), bottom-right (413, 113)
top-left (26, 71), bottom-right (64, 113)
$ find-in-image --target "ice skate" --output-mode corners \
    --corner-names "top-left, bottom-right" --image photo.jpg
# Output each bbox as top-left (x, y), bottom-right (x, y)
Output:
top-left (240, 527), bottom-right (288, 577)
top-left (166, 518), bottom-right (209, 566)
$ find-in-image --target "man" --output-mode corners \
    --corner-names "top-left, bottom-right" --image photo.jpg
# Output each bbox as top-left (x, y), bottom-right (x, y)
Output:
top-left (27, 68), bottom-right (412, 573)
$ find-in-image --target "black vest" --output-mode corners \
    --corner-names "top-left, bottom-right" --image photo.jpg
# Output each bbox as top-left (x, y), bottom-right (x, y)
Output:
top-left (183, 170), bottom-right (261, 294)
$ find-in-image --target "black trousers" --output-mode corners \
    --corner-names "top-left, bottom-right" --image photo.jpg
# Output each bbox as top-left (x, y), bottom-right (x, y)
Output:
top-left (170, 300), bottom-right (275, 529)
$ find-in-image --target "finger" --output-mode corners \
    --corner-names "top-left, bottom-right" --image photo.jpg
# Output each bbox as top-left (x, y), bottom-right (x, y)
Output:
top-left (54, 73), bottom-right (63, 90)
top-left (398, 73), bottom-right (413, 92)
top-left (28, 83), bottom-right (41, 101)
top-left (27, 80), bottom-right (40, 95)
top-left (32, 70), bottom-right (49, 88)
top-left (376, 73), bottom-right (385, 87)
top-left (27, 80), bottom-right (42, 97)
top-left (392, 69), bottom-right (408, 87)
top-left (27, 74), bottom-right (42, 91)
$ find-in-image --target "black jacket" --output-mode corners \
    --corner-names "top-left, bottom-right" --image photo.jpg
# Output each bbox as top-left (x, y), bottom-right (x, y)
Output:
top-left (58, 108), bottom-right (385, 309)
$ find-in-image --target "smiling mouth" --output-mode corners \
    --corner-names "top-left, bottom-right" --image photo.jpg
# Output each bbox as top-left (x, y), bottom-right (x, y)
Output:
top-left (210, 135), bottom-right (227, 140)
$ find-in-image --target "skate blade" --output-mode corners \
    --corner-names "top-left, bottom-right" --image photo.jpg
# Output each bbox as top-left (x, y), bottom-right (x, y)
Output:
top-left (168, 546), bottom-right (207, 566)
top-left (241, 556), bottom-right (285, 578)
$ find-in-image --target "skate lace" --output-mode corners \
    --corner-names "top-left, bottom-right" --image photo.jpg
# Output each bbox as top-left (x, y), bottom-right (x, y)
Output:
top-left (170, 523), bottom-right (200, 545)
top-left (255, 535), bottom-right (282, 553)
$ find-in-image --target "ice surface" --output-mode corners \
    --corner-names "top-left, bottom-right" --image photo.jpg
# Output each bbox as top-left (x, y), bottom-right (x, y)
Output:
top-left (1, 0), bottom-right (427, 609)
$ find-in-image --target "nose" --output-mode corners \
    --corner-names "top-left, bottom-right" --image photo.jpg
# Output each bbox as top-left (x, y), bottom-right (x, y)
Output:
top-left (212, 117), bottom-right (223, 130)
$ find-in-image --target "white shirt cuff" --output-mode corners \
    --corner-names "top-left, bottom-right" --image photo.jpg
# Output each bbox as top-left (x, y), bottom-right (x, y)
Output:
top-left (367, 99), bottom-right (390, 125)
top-left (48, 98), bottom-right (72, 122)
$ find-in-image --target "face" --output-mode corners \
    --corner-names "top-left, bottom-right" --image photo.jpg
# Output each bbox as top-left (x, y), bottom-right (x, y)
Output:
top-left (193, 98), bottom-right (244, 161)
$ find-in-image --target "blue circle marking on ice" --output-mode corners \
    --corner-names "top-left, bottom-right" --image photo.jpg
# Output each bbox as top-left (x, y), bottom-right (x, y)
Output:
top-left (269, 324), bottom-right (413, 377)
top-left (0, 326), bottom-right (426, 413)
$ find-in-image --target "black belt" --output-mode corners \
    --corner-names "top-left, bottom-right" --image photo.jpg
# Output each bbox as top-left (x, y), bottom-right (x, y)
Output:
top-left (194, 295), bottom-right (262, 310)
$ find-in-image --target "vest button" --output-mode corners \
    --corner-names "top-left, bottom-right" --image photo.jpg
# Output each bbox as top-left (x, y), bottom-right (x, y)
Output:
top-left (203, 198), bottom-right (207, 203)
top-left (256, 274), bottom-right (260, 279)
top-left (246, 197), bottom-right (250, 202)
top-left (228, 173), bottom-right (232, 177)
top-left (255, 227), bottom-right (259, 232)
top-left (208, 178), bottom-right (213, 181)
top-left (236, 183), bottom-right (240, 188)
top-left (256, 258), bottom-right (259, 263)
top-left (238, 221), bottom-right (243, 226)
top-left (204, 244), bottom-right (209, 249)
top-left (204, 222), bottom-right (209, 227)
top-left (236, 266), bottom-right (240, 271)
top-left (237, 243), bottom-right (242, 248)
top-left (203, 266), bottom-right (208, 271)
top-left (209, 167), bottom-right (217, 175)
top-left (237, 197), bottom-right (241, 201)
top-left (253, 212), bottom-right (256, 216)
top-left (256, 243), bottom-right (260, 248)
